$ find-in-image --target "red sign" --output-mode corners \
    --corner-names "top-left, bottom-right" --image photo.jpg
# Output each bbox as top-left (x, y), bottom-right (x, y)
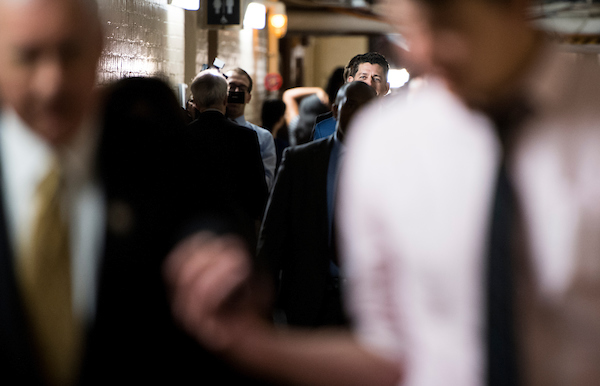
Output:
top-left (264, 73), bottom-right (283, 92)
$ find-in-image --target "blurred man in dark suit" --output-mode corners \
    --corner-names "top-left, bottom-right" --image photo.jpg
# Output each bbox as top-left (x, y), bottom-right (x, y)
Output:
top-left (0, 1), bottom-right (269, 384)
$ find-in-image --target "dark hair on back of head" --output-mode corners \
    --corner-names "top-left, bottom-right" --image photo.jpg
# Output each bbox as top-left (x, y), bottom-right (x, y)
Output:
top-left (344, 52), bottom-right (390, 80)
top-left (102, 76), bottom-right (186, 132)
top-left (261, 99), bottom-right (286, 132)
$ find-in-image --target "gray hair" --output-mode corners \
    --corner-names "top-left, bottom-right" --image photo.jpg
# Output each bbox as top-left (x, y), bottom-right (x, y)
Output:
top-left (190, 70), bottom-right (228, 110)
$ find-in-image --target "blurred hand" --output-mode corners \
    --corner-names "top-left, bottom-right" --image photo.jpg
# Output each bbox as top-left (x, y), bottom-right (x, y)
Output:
top-left (164, 232), bottom-right (402, 386)
top-left (163, 231), bottom-right (265, 352)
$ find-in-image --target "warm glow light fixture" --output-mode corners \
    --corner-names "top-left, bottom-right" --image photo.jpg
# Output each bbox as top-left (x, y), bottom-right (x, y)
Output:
top-left (244, 2), bottom-right (267, 29)
top-left (268, 1), bottom-right (287, 37)
top-left (270, 14), bottom-right (287, 29)
top-left (244, 1), bottom-right (288, 35)
top-left (168, 0), bottom-right (200, 10)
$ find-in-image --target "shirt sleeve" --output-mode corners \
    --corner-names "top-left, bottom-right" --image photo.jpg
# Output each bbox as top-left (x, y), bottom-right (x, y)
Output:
top-left (337, 106), bottom-right (404, 363)
top-left (259, 129), bottom-right (277, 191)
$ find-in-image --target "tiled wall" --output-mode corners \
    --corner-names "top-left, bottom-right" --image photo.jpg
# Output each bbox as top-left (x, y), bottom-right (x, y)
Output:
top-left (96, 0), bottom-right (268, 123)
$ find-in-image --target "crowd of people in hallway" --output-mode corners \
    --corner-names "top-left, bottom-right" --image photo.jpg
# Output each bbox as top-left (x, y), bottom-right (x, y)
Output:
top-left (2, 0), bottom-right (600, 385)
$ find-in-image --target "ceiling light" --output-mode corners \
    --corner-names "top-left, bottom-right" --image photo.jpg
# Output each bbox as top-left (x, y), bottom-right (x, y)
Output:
top-left (168, 0), bottom-right (200, 11)
top-left (244, 2), bottom-right (267, 29)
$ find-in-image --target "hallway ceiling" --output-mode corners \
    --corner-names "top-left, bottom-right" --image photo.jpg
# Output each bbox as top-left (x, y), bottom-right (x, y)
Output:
top-left (280, 0), bottom-right (600, 50)
top-left (280, 0), bottom-right (388, 34)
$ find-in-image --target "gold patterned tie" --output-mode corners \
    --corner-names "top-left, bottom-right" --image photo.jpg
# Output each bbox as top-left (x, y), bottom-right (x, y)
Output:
top-left (19, 159), bottom-right (81, 386)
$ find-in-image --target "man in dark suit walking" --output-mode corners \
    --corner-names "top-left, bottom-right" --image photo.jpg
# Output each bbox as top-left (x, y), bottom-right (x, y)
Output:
top-left (181, 69), bottom-right (268, 246)
top-left (256, 81), bottom-right (377, 327)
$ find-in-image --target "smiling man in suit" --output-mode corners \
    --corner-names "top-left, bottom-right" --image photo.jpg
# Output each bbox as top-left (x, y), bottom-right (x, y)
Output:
top-left (311, 52), bottom-right (390, 142)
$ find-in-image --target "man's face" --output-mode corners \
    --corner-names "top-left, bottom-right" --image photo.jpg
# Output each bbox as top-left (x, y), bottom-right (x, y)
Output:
top-left (225, 71), bottom-right (251, 119)
top-left (347, 63), bottom-right (390, 97)
top-left (0, 0), bottom-right (102, 146)
top-left (385, 0), bottom-right (528, 107)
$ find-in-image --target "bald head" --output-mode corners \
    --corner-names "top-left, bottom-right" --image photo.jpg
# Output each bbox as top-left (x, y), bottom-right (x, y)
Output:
top-left (0, 0), bottom-right (103, 146)
top-left (190, 70), bottom-right (228, 113)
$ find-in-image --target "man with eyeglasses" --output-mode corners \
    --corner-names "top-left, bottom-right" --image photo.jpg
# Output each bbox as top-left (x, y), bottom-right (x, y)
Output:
top-left (225, 68), bottom-right (277, 190)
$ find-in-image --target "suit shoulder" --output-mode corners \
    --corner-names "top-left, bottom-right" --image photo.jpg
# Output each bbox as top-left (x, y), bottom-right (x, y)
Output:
top-left (225, 120), bottom-right (257, 136)
top-left (283, 137), bottom-right (331, 160)
top-left (297, 136), bottom-right (331, 152)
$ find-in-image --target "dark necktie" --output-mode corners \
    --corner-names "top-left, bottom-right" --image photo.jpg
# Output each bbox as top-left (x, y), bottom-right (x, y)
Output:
top-left (485, 94), bottom-right (533, 386)
top-left (486, 159), bottom-right (519, 386)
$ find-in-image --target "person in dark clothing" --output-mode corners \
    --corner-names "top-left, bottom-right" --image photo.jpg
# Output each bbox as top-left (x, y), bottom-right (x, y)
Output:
top-left (0, 2), bottom-right (270, 384)
top-left (180, 69), bottom-right (269, 249)
top-left (261, 98), bottom-right (289, 171)
top-left (256, 81), bottom-right (377, 328)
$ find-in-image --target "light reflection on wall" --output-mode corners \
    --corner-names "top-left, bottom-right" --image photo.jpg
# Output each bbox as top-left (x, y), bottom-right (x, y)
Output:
top-left (97, 0), bottom-right (185, 85)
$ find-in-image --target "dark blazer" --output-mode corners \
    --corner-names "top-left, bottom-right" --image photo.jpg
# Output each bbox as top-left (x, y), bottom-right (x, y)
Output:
top-left (256, 135), bottom-right (347, 327)
top-left (179, 110), bottom-right (268, 245)
top-left (0, 113), bottom-right (270, 385)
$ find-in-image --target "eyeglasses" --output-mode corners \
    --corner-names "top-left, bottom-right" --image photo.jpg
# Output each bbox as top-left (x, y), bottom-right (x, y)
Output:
top-left (227, 83), bottom-right (249, 93)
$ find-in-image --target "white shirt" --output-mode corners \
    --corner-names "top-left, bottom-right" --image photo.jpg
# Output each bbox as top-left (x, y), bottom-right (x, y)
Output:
top-left (233, 115), bottom-right (277, 190)
top-left (0, 107), bottom-right (105, 325)
top-left (339, 45), bottom-right (600, 385)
